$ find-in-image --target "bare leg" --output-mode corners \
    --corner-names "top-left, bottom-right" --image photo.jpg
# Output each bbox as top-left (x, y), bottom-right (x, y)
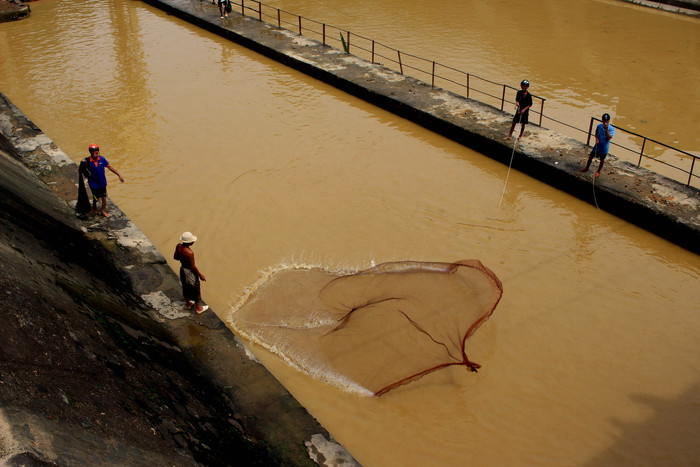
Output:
top-left (595, 159), bottom-right (605, 178)
top-left (101, 197), bottom-right (110, 217)
top-left (580, 155), bottom-right (593, 172)
top-left (518, 123), bottom-right (525, 139)
top-left (506, 121), bottom-right (516, 139)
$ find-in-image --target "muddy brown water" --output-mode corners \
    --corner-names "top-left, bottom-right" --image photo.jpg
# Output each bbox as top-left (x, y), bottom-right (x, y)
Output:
top-left (1, 0), bottom-right (699, 465)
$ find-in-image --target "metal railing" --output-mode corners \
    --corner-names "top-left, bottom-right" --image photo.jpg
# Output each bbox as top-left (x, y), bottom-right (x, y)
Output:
top-left (228, 0), bottom-right (697, 187)
top-left (233, 0), bottom-right (546, 124)
top-left (587, 117), bottom-right (699, 187)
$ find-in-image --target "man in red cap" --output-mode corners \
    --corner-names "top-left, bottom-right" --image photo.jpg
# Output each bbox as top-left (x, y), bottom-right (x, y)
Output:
top-left (83, 144), bottom-right (124, 217)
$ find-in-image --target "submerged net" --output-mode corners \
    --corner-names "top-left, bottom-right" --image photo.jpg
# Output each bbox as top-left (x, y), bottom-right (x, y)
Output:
top-left (229, 260), bottom-right (503, 396)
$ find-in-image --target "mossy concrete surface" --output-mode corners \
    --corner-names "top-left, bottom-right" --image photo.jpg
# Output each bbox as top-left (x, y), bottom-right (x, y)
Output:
top-left (0, 91), bottom-right (358, 465)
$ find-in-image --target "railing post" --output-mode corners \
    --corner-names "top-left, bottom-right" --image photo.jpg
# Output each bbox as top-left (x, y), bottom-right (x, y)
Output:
top-left (431, 61), bottom-right (435, 87)
top-left (466, 73), bottom-right (470, 99)
top-left (501, 85), bottom-right (506, 111)
top-left (398, 51), bottom-right (403, 74)
top-left (241, 0), bottom-right (244, 15)
top-left (258, 1), bottom-right (262, 21)
top-left (277, 8), bottom-right (280, 28)
top-left (347, 31), bottom-right (350, 53)
top-left (298, 15), bottom-right (302, 35)
top-left (539, 99), bottom-right (544, 126)
top-left (322, 23), bottom-right (326, 46)
top-left (586, 117), bottom-right (594, 146)
top-left (371, 40), bottom-right (375, 63)
top-left (638, 138), bottom-right (647, 167)
top-left (688, 158), bottom-right (696, 186)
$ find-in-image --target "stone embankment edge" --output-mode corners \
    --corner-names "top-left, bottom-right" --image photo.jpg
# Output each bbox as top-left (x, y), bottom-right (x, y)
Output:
top-left (620, 0), bottom-right (700, 16)
top-left (0, 91), bottom-right (358, 466)
top-left (144, 0), bottom-right (700, 255)
top-left (0, 0), bottom-right (30, 23)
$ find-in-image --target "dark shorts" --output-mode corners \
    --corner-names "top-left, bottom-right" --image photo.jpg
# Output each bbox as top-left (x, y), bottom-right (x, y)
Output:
top-left (218, 0), bottom-right (225, 5)
top-left (513, 110), bottom-right (529, 125)
top-left (590, 147), bottom-right (608, 161)
top-left (91, 187), bottom-right (107, 199)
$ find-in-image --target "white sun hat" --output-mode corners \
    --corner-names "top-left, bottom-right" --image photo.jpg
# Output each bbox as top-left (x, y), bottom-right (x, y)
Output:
top-left (180, 232), bottom-right (197, 243)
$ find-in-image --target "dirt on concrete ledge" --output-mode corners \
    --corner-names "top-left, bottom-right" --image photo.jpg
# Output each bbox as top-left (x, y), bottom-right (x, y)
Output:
top-left (0, 0), bottom-right (30, 22)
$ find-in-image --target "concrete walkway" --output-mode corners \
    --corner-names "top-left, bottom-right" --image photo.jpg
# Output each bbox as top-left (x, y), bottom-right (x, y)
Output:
top-left (620, 0), bottom-right (700, 16)
top-left (144, 0), bottom-right (700, 254)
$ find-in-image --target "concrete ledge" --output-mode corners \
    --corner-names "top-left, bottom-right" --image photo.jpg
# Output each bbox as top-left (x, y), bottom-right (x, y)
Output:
top-left (0, 0), bottom-right (30, 22)
top-left (619, 0), bottom-right (700, 16)
top-left (0, 91), bottom-right (358, 466)
top-left (143, 0), bottom-right (700, 254)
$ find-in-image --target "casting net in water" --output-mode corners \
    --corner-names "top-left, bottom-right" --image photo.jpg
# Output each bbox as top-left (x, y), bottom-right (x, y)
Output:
top-left (229, 260), bottom-right (503, 396)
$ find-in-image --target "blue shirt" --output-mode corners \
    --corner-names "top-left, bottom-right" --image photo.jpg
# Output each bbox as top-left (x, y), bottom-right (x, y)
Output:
top-left (594, 123), bottom-right (614, 155)
top-left (86, 155), bottom-right (110, 189)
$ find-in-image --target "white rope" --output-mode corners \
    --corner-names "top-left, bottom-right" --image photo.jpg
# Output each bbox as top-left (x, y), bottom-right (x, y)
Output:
top-left (499, 109), bottom-right (522, 207)
top-left (591, 148), bottom-right (601, 211)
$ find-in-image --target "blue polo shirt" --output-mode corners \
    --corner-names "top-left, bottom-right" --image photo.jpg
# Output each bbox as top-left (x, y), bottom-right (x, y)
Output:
top-left (86, 155), bottom-right (110, 189)
top-left (594, 123), bottom-right (614, 154)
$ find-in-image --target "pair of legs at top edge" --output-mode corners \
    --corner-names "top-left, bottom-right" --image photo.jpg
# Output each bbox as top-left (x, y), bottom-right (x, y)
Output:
top-left (218, 0), bottom-right (228, 18)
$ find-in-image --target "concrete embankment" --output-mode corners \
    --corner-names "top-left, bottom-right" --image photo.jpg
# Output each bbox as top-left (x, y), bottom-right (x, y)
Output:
top-left (620, 0), bottom-right (700, 16)
top-left (143, 0), bottom-right (700, 255)
top-left (0, 0), bottom-right (29, 23)
top-left (0, 92), bottom-right (356, 465)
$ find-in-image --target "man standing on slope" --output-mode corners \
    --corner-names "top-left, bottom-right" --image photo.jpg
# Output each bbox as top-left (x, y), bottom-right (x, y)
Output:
top-left (83, 144), bottom-right (124, 217)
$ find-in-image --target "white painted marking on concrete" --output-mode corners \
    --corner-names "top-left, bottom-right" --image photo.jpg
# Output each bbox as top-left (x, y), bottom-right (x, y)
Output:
top-left (41, 144), bottom-right (73, 167)
top-left (141, 291), bottom-right (190, 320)
top-left (305, 433), bottom-right (359, 467)
top-left (111, 221), bottom-right (163, 256)
top-left (16, 134), bottom-right (53, 152)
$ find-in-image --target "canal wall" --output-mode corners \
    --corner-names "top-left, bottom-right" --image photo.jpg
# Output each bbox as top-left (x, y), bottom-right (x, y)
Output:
top-left (0, 92), bottom-right (356, 465)
top-left (620, 0), bottom-right (700, 16)
top-left (0, 0), bottom-right (30, 22)
top-left (143, 0), bottom-right (700, 255)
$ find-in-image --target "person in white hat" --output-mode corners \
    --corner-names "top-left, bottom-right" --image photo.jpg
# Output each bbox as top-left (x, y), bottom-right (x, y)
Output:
top-left (174, 232), bottom-right (208, 314)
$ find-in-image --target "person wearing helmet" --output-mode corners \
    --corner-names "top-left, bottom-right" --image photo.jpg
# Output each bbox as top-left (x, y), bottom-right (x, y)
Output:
top-left (580, 113), bottom-right (615, 178)
top-left (506, 80), bottom-right (533, 140)
top-left (83, 144), bottom-right (124, 217)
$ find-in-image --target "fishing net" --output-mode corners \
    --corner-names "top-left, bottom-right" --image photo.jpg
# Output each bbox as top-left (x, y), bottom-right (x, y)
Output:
top-left (229, 260), bottom-right (503, 396)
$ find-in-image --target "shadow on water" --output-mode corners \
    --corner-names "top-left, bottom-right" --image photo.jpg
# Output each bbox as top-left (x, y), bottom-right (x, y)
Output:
top-left (585, 380), bottom-right (700, 466)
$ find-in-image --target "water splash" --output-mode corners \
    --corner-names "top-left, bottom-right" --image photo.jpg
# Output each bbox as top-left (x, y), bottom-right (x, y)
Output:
top-left (228, 260), bottom-right (503, 396)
